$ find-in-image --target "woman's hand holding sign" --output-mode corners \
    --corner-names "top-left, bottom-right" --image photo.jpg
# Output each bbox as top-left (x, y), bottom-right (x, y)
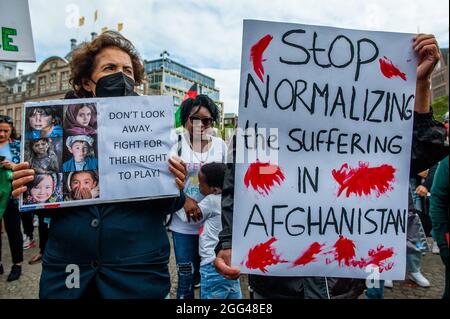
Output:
top-left (0, 160), bottom-right (15, 170)
top-left (214, 249), bottom-right (241, 280)
top-left (11, 162), bottom-right (35, 198)
top-left (168, 156), bottom-right (187, 190)
top-left (414, 34), bottom-right (440, 82)
top-left (413, 34), bottom-right (440, 113)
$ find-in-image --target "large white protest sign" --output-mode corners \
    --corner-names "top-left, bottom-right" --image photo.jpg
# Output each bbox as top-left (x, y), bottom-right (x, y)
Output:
top-left (20, 96), bottom-right (179, 210)
top-left (0, 0), bottom-right (35, 62)
top-left (232, 20), bottom-right (417, 280)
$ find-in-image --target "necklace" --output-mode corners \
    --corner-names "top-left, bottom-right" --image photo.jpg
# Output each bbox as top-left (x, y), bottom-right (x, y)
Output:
top-left (185, 133), bottom-right (212, 164)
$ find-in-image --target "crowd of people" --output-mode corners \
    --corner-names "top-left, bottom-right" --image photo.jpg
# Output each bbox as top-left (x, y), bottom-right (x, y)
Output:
top-left (0, 30), bottom-right (448, 300)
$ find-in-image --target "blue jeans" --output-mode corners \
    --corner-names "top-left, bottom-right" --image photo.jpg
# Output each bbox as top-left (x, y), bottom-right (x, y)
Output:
top-left (407, 249), bottom-right (422, 273)
top-left (365, 280), bottom-right (385, 299)
top-left (200, 262), bottom-right (242, 299)
top-left (409, 178), bottom-right (422, 212)
top-left (172, 231), bottom-right (201, 299)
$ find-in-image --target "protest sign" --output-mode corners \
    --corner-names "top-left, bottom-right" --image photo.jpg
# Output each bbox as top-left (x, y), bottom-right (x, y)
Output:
top-left (20, 95), bottom-right (179, 210)
top-left (232, 20), bottom-right (417, 280)
top-left (0, 0), bottom-right (35, 62)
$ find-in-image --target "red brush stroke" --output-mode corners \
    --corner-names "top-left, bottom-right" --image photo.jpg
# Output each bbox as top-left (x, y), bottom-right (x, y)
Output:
top-left (244, 160), bottom-right (285, 196)
top-left (250, 34), bottom-right (273, 82)
top-left (379, 56), bottom-right (407, 81)
top-left (352, 245), bottom-right (395, 272)
top-left (245, 237), bottom-right (288, 273)
top-left (291, 242), bottom-right (325, 267)
top-left (332, 235), bottom-right (356, 267)
top-left (332, 162), bottom-right (396, 198)
top-left (323, 237), bottom-right (396, 272)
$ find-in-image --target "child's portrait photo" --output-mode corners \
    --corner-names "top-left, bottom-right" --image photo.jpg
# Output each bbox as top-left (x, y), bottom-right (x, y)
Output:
top-left (23, 173), bottom-right (63, 204)
top-left (25, 106), bottom-right (63, 139)
top-left (25, 137), bottom-right (62, 174)
top-left (64, 103), bottom-right (97, 136)
top-left (63, 135), bottom-right (98, 172)
top-left (64, 170), bottom-right (100, 201)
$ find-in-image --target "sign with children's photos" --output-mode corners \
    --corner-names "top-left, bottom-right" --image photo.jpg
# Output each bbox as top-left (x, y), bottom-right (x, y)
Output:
top-left (20, 96), bottom-right (179, 210)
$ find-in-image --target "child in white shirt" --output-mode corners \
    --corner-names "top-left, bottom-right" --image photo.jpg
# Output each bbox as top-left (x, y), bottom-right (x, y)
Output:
top-left (176, 162), bottom-right (241, 299)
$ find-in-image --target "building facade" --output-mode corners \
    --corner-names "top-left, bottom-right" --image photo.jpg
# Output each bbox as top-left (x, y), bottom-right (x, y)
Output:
top-left (431, 48), bottom-right (449, 102)
top-left (145, 52), bottom-right (224, 128)
top-left (0, 61), bottom-right (17, 82)
top-left (223, 112), bottom-right (238, 128)
top-left (0, 56), bottom-right (70, 134)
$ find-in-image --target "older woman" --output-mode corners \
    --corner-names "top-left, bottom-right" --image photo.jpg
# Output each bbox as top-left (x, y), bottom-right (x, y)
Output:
top-left (12, 31), bottom-right (187, 299)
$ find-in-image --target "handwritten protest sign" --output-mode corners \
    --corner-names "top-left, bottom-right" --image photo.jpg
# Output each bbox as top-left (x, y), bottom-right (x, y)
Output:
top-left (232, 20), bottom-right (417, 280)
top-left (20, 96), bottom-right (179, 210)
top-left (0, 0), bottom-right (35, 62)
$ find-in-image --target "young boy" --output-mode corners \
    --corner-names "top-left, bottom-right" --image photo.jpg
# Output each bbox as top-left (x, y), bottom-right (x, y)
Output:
top-left (176, 162), bottom-right (241, 299)
top-left (63, 135), bottom-right (98, 172)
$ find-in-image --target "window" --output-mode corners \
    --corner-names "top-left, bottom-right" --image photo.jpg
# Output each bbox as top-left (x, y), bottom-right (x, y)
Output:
top-left (39, 76), bottom-right (46, 86)
top-left (60, 71), bottom-right (69, 81)
top-left (50, 73), bottom-right (57, 83)
top-left (15, 108), bottom-right (22, 130)
top-left (51, 62), bottom-right (57, 69)
top-left (7, 108), bottom-right (13, 117)
top-left (433, 86), bottom-right (447, 99)
top-left (432, 73), bottom-right (446, 86)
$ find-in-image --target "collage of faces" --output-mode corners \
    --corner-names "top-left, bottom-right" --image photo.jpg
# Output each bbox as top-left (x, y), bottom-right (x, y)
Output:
top-left (23, 103), bottom-right (100, 205)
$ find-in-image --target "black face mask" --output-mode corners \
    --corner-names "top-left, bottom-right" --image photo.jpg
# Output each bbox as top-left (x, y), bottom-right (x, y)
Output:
top-left (92, 72), bottom-right (136, 97)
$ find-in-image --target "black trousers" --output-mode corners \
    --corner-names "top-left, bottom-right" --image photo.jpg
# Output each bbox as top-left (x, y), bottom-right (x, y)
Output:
top-left (21, 211), bottom-right (34, 240)
top-left (37, 213), bottom-right (49, 254)
top-left (0, 199), bottom-right (24, 264)
top-left (444, 263), bottom-right (449, 300)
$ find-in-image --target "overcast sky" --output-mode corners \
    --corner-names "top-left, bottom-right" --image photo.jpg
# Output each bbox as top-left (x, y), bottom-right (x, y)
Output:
top-left (18, 0), bottom-right (449, 113)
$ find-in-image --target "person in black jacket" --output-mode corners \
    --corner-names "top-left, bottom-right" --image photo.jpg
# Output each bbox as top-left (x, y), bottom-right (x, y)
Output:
top-left (215, 33), bottom-right (449, 299)
top-left (11, 31), bottom-right (187, 299)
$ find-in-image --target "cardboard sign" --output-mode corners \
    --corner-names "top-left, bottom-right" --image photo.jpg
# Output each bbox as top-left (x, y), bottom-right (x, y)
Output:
top-left (0, 0), bottom-right (36, 62)
top-left (232, 20), bottom-right (417, 280)
top-left (20, 96), bottom-right (179, 210)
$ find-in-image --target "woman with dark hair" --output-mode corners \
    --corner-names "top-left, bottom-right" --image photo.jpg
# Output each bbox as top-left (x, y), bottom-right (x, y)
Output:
top-left (11, 31), bottom-right (187, 299)
top-left (64, 103), bottom-right (97, 136)
top-left (168, 94), bottom-right (228, 299)
top-left (0, 115), bottom-right (24, 282)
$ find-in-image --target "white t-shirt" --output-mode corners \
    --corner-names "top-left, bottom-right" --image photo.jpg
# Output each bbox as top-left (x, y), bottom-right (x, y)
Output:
top-left (168, 134), bottom-right (227, 235)
top-left (175, 194), bottom-right (222, 265)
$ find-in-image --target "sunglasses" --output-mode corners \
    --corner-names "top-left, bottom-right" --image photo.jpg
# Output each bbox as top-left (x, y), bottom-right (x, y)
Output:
top-left (189, 116), bottom-right (213, 127)
top-left (0, 115), bottom-right (13, 125)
